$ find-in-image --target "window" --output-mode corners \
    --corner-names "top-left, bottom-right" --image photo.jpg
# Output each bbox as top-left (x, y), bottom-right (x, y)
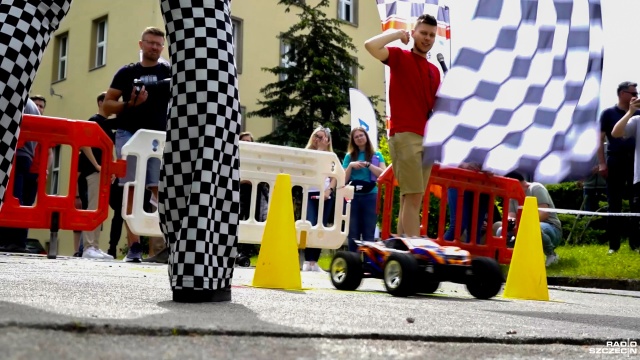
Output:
top-left (338, 57), bottom-right (358, 89)
top-left (338, 0), bottom-right (358, 25)
top-left (240, 106), bottom-right (247, 132)
top-left (348, 57), bottom-right (358, 88)
top-left (93, 18), bottom-right (108, 68)
top-left (50, 146), bottom-right (61, 195)
top-left (55, 33), bottom-right (68, 81)
top-left (232, 17), bottom-right (243, 74)
top-left (279, 38), bottom-right (296, 81)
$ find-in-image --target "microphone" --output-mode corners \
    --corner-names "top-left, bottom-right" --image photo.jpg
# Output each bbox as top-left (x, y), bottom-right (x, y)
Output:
top-left (437, 53), bottom-right (448, 74)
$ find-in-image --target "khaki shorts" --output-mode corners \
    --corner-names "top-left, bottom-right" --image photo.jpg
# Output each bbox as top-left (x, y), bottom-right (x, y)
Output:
top-left (388, 132), bottom-right (432, 196)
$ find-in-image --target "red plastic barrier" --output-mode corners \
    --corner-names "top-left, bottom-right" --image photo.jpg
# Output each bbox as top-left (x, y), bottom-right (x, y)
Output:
top-left (377, 164), bottom-right (525, 264)
top-left (0, 115), bottom-right (126, 233)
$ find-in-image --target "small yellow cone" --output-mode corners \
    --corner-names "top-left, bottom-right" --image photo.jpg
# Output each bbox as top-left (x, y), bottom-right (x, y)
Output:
top-left (251, 174), bottom-right (302, 290)
top-left (503, 196), bottom-right (549, 301)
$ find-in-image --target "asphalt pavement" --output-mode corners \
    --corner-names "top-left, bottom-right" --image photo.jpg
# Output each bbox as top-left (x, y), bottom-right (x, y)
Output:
top-left (0, 253), bottom-right (638, 359)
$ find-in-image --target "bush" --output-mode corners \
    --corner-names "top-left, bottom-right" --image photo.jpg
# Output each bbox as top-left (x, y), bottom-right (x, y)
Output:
top-left (546, 182), bottom-right (636, 245)
top-left (558, 213), bottom-right (606, 245)
top-left (545, 182), bottom-right (583, 211)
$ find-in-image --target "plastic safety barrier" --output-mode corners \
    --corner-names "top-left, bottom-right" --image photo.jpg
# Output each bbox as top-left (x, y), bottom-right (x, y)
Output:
top-left (121, 130), bottom-right (354, 250)
top-left (377, 164), bottom-right (524, 264)
top-left (0, 115), bottom-right (127, 258)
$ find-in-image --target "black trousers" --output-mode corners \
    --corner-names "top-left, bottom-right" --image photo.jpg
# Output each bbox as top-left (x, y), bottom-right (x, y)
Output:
top-left (606, 154), bottom-right (634, 251)
top-left (631, 182), bottom-right (640, 250)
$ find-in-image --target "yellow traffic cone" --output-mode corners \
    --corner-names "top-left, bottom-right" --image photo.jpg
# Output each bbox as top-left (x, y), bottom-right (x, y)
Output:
top-left (251, 173), bottom-right (302, 290)
top-left (503, 196), bottom-right (549, 301)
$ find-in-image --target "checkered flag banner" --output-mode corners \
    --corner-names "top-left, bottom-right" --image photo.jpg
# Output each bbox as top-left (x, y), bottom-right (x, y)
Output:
top-left (423, 0), bottom-right (604, 183)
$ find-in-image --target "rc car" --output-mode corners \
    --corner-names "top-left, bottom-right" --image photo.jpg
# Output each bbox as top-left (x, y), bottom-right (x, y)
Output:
top-left (329, 237), bottom-right (504, 299)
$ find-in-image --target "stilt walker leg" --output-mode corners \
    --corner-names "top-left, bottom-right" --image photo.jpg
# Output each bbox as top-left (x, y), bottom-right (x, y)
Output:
top-left (159, 0), bottom-right (241, 303)
top-left (0, 0), bottom-right (72, 210)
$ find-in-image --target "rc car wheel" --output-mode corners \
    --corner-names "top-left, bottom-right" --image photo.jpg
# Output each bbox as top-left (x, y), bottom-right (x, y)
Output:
top-left (417, 277), bottom-right (440, 294)
top-left (330, 251), bottom-right (363, 291)
top-left (237, 256), bottom-right (251, 267)
top-left (465, 256), bottom-right (504, 299)
top-left (383, 253), bottom-right (419, 297)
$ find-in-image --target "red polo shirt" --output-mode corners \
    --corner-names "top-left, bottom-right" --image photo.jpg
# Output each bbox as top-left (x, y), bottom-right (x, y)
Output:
top-left (385, 47), bottom-right (440, 137)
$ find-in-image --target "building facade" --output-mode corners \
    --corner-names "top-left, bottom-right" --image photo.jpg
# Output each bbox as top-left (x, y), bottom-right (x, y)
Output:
top-left (29, 0), bottom-right (385, 255)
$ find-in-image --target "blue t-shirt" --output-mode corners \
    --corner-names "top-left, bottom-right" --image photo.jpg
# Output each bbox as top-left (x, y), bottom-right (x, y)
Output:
top-left (342, 151), bottom-right (385, 195)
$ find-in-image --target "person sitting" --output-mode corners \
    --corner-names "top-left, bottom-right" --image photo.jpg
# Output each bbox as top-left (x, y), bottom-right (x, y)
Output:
top-left (497, 171), bottom-right (562, 267)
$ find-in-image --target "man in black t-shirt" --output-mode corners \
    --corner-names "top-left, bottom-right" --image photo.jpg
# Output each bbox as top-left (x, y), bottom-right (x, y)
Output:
top-left (78, 92), bottom-right (114, 260)
top-left (103, 26), bottom-right (171, 263)
top-left (598, 81), bottom-right (639, 254)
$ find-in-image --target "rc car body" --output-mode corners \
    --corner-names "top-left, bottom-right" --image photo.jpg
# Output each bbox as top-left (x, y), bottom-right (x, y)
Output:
top-left (330, 237), bottom-right (504, 299)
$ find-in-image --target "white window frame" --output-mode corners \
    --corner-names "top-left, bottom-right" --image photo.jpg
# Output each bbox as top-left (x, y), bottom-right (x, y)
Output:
top-left (280, 39), bottom-right (296, 81)
top-left (338, 0), bottom-right (357, 24)
top-left (95, 19), bottom-right (107, 68)
top-left (240, 106), bottom-right (247, 132)
top-left (50, 146), bottom-right (61, 195)
top-left (232, 17), bottom-right (243, 74)
top-left (57, 34), bottom-right (68, 81)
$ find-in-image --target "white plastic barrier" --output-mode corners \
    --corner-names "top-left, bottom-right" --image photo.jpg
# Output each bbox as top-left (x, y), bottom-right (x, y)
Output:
top-left (120, 130), bottom-right (165, 237)
top-left (121, 130), bottom-right (354, 250)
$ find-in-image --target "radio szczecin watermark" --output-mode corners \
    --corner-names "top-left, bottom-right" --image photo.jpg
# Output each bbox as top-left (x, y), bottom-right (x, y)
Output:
top-left (589, 340), bottom-right (638, 356)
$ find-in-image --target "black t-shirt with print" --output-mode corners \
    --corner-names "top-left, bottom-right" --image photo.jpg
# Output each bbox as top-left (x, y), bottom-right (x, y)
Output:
top-left (110, 62), bottom-right (171, 133)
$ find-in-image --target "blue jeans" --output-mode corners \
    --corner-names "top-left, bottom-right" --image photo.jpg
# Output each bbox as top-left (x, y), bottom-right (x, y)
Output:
top-left (444, 188), bottom-right (488, 243)
top-left (541, 222), bottom-right (562, 255)
top-left (347, 192), bottom-right (378, 252)
top-left (497, 222), bottom-right (562, 256)
top-left (304, 193), bottom-right (334, 262)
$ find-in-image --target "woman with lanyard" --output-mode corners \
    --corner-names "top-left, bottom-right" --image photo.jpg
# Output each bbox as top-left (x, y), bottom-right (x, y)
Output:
top-left (343, 127), bottom-right (386, 251)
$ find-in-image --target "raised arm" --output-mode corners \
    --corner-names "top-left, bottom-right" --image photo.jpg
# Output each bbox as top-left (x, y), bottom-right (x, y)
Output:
top-left (364, 30), bottom-right (408, 62)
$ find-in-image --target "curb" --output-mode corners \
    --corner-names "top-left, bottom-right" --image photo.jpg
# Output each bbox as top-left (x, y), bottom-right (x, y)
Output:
top-left (547, 276), bottom-right (640, 292)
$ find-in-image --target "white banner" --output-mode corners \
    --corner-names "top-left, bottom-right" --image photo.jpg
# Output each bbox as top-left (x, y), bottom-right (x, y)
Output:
top-left (349, 88), bottom-right (379, 149)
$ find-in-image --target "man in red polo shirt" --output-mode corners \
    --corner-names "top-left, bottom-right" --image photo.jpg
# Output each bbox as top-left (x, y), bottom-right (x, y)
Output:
top-left (364, 14), bottom-right (440, 237)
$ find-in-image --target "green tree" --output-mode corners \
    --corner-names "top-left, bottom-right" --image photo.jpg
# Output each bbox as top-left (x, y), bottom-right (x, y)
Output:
top-left (248, 0), bottom-right (362, 156)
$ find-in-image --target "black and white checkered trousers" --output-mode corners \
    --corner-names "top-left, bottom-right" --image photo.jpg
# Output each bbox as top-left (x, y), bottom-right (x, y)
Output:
top-left (159, 0), bottom-right (241, 291)
top-left (0, 0), bottom-right (71, 211)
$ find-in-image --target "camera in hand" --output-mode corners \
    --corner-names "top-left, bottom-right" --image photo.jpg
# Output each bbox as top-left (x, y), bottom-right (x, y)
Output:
top-left (133, 78), bottom-right (171, 95)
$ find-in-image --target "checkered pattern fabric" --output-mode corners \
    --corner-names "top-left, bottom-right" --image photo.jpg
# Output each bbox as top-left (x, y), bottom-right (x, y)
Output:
top-left (423, 0), bottom-right (604, 183)
top-left (159, 0), bottom-right (241, 291)
top-left (0, 0), bottom-right (71, 210)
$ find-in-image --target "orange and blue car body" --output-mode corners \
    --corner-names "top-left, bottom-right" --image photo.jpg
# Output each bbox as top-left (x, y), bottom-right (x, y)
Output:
top-left (358, 237), bottom-right (473, 281)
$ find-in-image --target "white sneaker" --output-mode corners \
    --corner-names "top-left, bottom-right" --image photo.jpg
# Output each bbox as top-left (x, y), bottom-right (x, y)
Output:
top-left (98, 249), bottom-right (114, 260)
top-left (311, 263), bottom-right (325, 273)
top-left (82, 247), bottom-right (104, 259)
top-left (545, 253), bottom-right (559, 267)
top-left (302, 261), bottom-right (311, 271)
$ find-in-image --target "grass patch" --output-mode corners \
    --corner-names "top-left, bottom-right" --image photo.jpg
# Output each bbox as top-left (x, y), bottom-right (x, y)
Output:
top-left (251, 244), bottom-right (640, 280)
top-left (545, 244), bottom-right (640, 280)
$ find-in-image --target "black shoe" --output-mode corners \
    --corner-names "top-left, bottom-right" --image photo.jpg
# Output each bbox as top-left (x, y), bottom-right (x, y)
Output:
top-left (142, 247), bottom-right (169, 264)
top-left (172, 287), bottom-right (231, 303)
top-left (107, 248), bottom-right (117, 259)
top-left (0, 243), bottom-right (28, 253)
